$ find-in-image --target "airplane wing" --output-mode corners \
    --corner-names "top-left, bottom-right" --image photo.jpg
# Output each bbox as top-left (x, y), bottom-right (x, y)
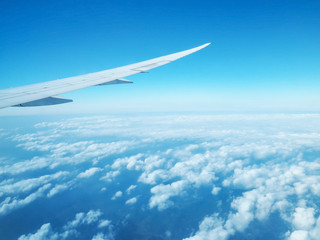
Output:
top-left (0, 43), bottom-right (210, 109)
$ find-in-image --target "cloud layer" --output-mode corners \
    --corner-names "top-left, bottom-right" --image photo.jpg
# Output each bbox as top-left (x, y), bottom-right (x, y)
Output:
top-left (1, 114), bottom-right (320, 239)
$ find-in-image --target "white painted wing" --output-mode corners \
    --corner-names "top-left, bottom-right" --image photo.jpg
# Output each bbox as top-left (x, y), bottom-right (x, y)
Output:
top-left (0, 43), bottom-right (210, 109)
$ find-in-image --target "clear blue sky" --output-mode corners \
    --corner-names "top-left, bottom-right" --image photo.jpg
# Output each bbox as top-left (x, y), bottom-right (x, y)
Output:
top-left (0, 0), bottom-right (320, 114)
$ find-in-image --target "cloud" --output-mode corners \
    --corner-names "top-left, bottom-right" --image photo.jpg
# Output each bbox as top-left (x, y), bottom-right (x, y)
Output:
top-left (211, 186), bottom-right (221, 195)
top-left (63, 210), bottom-right (103, 230)
top-left (125, 197), bottom-right (137, 205)
top-left (100, 170), bottom-right (120, 182)
top-left (47, 183), bottom-right (71, 198)
top-left (112, 154), bottom-right (144, 171)
top-left (91, 231), bottom-right (115, 240)
top-left (126, 185), bottom-right (136, 194)
top-left (18, 209), bottom-right (111, 240)
top-left (183, 157), bottom-right (320, 240)
top-left (5, 114), bottom-right (320, 239)
top-left (2, 138), bottom-right (136, 175)
top-left (292, 207), bottom-right (316, 231)
top-left (183, 214), bottom-right (230, 240)
top-left (78, 167), bottom-right (103, 178)
top-left (0, 184), bottom-right (51, 216)
top-left (149, 180), bottom-right (186, 210)
top-left (111, 191), bottom-right (122, 200)
top-left (0, 171), bottom-right (72, 213)
top-left (0, 171), bottom-right (68, 195)
top-left (138, 169), bottom-right (168, 185)
top-left (92, 233), bottom-right (109, 240)
top-left (18, 223), bottom-right (57, 240)
top-left (98, 219), bottom-right (111, 228)
top-left (288, 230), bottom-right (309, 240)
top-left (0, 157), bottom-right (55, 175)
top-left (225, 191), bottom-right (255, 232)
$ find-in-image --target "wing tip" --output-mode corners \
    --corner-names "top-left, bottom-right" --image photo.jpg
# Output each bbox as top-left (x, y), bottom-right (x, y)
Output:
top-left (185, 42), bottom-right (211, 55)
top-left (199, 42), bottom-right (212, 49)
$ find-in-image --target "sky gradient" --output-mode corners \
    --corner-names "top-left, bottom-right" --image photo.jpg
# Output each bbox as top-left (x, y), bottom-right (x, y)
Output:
top-left (0, 0), bottom-right (320, 115)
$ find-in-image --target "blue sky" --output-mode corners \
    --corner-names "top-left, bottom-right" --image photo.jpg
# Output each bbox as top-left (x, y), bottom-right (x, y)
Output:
top-left (0, 0), bottom-right (320, 114)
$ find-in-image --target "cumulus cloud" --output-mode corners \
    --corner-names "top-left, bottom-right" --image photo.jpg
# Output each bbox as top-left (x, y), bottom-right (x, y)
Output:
top-left (5, 113), bottom-right (320, 239)
top-left (111, 191), bottom-right (122, 200)
top-left (91, 230), bottom-right (115, 240)
top-left (0, 171), bottom-right (73, 214)
top-left (47, 182), bottom-right (72, 198)
top-left (18, 209), bottom-right (111, 240)
top-left (211, 186), bottom-right (221, 195)
top-left (0, 171), bottom-right (68, 195)
top-left (126, 185), bottom-right (136, 194)
top-left (112, 154), bottom-right (144, 171)
top-left (92, 233), bottom-right (109, 240)
top-left (292, 207), bottom-right (316, 231)
top-left (149, 180), bottom-right (186, 210)
top-left (78, 167), bottom-right (103, 178)
top-left (288, 230), bottom-right (309, 240)
top-left (125, 197), bottom-right (137, 205)
top-left (0, 184), bottom-right (51, 216)
top-left (2, 138), bottom-right (136, 175)
top-left (101, 170), bottom-right (120, 182)
top-left (184, 157), bottom-right (320, 240)
top-left (18, 223), bottom-right (57, 240)
top-left (64, 210), bottom-right (103, 230)
top-left (98, 219), bottom-right (111, 228)
top-left (183, 214), bottom-right (230, 240)
top-left (225, 191), bottom-right (255, 232)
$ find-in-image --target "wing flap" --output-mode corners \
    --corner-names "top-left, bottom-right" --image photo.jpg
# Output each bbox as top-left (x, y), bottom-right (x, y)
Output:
top-left (12, 95), bottom-right (73, 107)
top-left (96, 79), bottom-right (133, 86)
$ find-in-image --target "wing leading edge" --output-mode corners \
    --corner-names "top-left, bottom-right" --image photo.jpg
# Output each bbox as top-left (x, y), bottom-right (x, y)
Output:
top-left (0, 43), bottom-right (211, 109)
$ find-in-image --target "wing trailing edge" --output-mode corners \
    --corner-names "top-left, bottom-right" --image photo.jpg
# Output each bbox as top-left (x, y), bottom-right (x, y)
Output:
top-left (12, 95), bottom-right (73, 107)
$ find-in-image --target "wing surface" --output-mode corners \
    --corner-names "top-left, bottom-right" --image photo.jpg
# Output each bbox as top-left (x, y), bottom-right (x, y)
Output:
top-left (0, 43), bottom-right (210, 109)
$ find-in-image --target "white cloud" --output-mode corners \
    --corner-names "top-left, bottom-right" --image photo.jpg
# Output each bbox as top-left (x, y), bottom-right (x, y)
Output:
top-left (91, 231), bottom-right (115, 240)
top-left (85, 210), bottom-right (103, 224)
top-left (288, 230), bottom-right (309, 240)
top-left (183, 214), bottom-right (230, 240)
top-left (149, 180), bottom-right (186, 210)
top-left (0, 171), bottom-right (68, 195)
top-left (6, 114), bottom-right (320, 239)
top-left (225, 191), bottom-right (255, 232)
top-left (78, 167), bottom-right (103, 178)
top-left (47, 183), bottom-right (70, 198)
top-left (138, 169), bottom-right (168, 185)
top-left (18, 223), bottom-right (57, 240)
top-left (0, 157), bottom-right (55, 175)
top-left (19, 209), bottom-right (110, 240)
top-left (98, 219), bottom-right (111, 228)
top-left (0, 184), bottom-right (51, 216)
top-left (92, 233), bottom-right (108, 240)
top-left (126, 185), bottom-right (136, 194)
top-left (112, 154), bottom-right (144, 171)
top-left (111, 191), bottom-right (122, 200)
top-left (310, 216), bottom-right (320, 240)
top-left (125, 197), bottom-right (137, 205)
top-left (64, 210), bottom-right (102, 230)
top-left (101, 170), bottom-right (120, 182)
top-left (3, 137), bottom-right (136, 175)
top-left (292, 207), bottom-right (316, 231)
top-left (211, 186), bottom-right (221, 195)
